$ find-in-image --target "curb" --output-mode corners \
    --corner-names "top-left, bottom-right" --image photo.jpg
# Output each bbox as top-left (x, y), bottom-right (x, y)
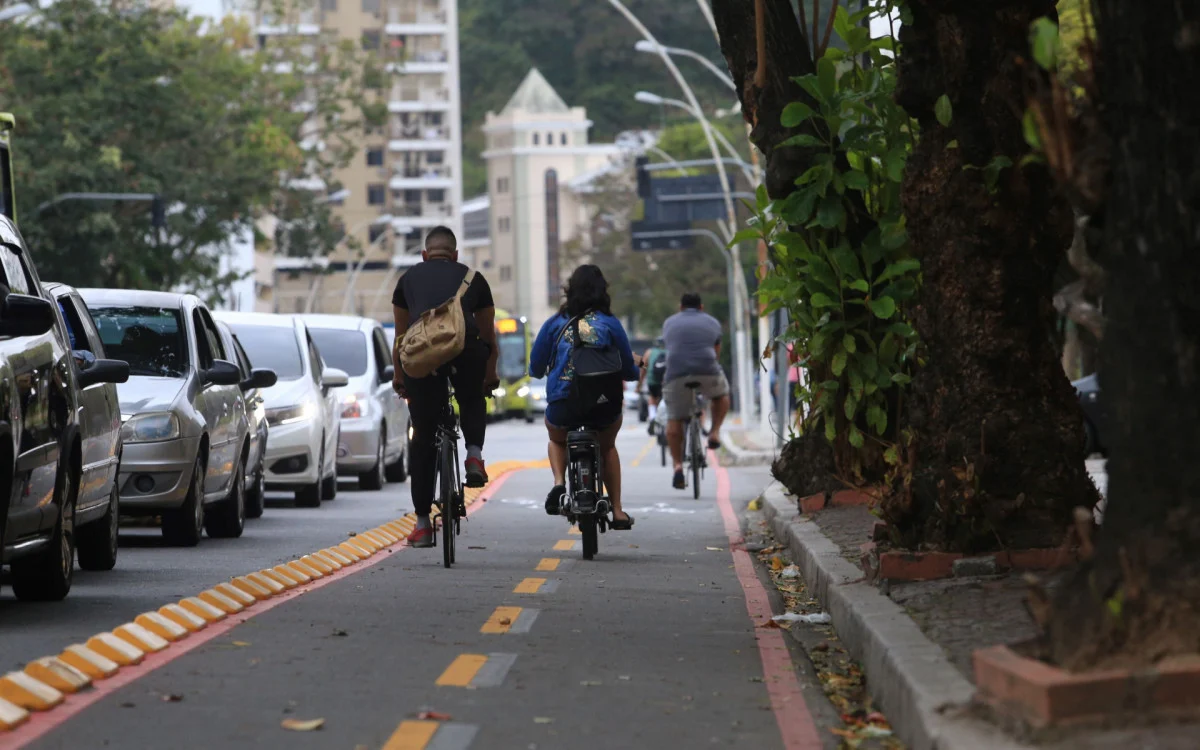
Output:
top-left (720, 431), bottom-right (776, 467)
top-left (759, 484), bottom-right (1032, 750)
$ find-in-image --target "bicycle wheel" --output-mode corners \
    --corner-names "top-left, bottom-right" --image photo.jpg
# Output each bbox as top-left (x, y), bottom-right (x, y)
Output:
top-left (439, 439), bottom-right (454, 569)
top-left (580, 515), bottom-right (598, 560)
top-left (689, 421), bottom-right (701, 499)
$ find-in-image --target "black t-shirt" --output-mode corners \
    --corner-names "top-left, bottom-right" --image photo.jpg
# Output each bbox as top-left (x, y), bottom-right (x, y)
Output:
top-left (392, 259), bottom-right (494, 335)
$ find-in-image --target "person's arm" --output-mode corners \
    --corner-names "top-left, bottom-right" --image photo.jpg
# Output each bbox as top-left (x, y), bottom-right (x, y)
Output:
top-left (474, 305), bottom-right (499, 388)
top-left (611, 319), bottom-right (640, 381)
top-left (529, 319), bottom-right (552, 378)
top-left (391, 306), bottom-right (410, 394)
top-left (636, 348), bottom-right (651, 389)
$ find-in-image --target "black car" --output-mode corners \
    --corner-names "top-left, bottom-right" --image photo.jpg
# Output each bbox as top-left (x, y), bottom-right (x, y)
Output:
top-left (1072, 372), bottom-right (1106, 457)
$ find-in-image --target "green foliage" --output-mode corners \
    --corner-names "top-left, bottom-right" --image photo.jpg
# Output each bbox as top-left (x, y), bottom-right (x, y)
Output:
top-left (750, 3), bottom-right (920, 462)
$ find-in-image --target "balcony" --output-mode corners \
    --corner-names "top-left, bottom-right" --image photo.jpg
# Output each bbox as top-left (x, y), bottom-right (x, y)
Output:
top-left (385, 7), bottom-right (447, 34)
top-left (389, 166), bottom-right (454, 190)
top-left (388, 85), bottom-right (451, 112)
top-left (391, 202), bottom-right (455, 227)
top-left (385, 50), bottom-right (449, 74)
top-left (389, 125), bottom-right (451, 151)
top-left (255, 10), bottom-right (320, 36)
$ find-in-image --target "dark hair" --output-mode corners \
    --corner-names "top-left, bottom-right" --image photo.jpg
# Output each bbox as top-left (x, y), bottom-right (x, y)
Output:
top-left (425, 225), bottom-right (457, 252)
top-left (560, 264), bottom-right (612, 317)
top-left (680, 292), bottom-right (702, 309)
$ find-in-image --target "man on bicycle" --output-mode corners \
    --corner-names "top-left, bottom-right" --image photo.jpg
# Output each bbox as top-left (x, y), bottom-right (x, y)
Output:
top-left (637, 338), bottom-right (667, 434)
top-left (392, 226), bottom-right (499, 547)
top-left (661, 293), bottom-right (730, 490)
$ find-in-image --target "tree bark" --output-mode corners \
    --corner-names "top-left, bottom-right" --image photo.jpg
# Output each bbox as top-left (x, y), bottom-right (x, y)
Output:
top-left (1046, 0), bottom-right (1200, 671)
top-left (882, 0), bottom-right (1098, 552)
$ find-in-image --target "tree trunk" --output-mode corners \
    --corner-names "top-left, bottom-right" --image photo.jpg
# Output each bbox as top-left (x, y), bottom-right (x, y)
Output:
top-left (883, 0), bottom-right (1098, 552)
top-left (1046, 0), bottom-right (1200, 671)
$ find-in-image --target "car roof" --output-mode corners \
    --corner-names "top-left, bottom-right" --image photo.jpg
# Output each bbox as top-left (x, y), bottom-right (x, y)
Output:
top-left (78, 288), bottom-right (192, 307)
top-left (296, 314), bottom-right (376, 332)
top-left (41, 281), bottom-right (75, 298)
top-left (211, 310), bottom-right (300, 330)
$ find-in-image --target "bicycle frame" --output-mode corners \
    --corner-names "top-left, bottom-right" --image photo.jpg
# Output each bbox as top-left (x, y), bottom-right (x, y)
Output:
top-left (565, 429), bottom-right (609, 560)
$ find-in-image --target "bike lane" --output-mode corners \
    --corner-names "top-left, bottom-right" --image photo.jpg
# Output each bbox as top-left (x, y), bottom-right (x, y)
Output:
top-left (14, 433), bottom-right (833, 750)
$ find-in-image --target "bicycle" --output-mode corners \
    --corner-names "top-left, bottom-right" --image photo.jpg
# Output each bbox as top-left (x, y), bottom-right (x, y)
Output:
top-left (683, 382), bottom-right (707, 500)
top-left (430, 377), bottom-right (465, 569)
top-left (558, 427), bottom-right (610, 561)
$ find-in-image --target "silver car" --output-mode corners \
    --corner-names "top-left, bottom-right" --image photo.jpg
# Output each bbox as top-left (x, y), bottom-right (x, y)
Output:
top-left (81, 289), bottom-right (254, 546)
top-left (300, 314), bottom-right (410, 489)
top-left (215, 320), bottom-right (276, 519)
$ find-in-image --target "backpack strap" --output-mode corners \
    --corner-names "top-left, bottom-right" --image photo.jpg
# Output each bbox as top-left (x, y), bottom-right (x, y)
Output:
top-left (454, 269), bottom-right (476, 303)
top-left (548, 314), bottom-right (580, 371)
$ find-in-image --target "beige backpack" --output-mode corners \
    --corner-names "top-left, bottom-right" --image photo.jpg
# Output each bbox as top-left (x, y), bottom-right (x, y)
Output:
top-left (397, 269), bottom-right (477, 379)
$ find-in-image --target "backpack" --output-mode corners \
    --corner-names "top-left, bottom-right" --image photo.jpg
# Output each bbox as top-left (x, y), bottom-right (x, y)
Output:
top-left (397, 269), bottom-right (476, 379)
top-left (553, 314), bottom-right (623, 411)
top-left (647, 348), bottom-right (667, 385)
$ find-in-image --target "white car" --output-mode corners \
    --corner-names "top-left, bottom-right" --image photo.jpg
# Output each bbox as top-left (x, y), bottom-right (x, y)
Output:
top-left (299, 314), bottom-right (410, 489)
top-left (526, 377), bottom-right (548, 414)
top-left (213, 312), bottom-right (347, 507)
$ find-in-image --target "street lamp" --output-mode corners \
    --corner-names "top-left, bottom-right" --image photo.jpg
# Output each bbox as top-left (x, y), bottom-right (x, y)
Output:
top-left (634, 91), bottom-right (760, 184)
top-left (633, 40), bottom-right (736, 92)
top-left (340, 214), bottom-right (404, 314)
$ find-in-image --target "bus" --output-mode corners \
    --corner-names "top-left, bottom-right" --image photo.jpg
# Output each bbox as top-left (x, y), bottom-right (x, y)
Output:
top-left (1, 113), bottom-right (16, 222)
top-left (494, 308), bottom-right (533, 422)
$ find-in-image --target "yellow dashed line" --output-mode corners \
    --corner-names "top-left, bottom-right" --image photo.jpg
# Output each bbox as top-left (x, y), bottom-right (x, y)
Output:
top-left (514, 577), bottom-right (546, 594)
top-left (535, 558), bottom-right (561, 572)
top-left (382, 720), bottom-right (440, 750)
top-left (568, 526), bottom-right (581, 536)
top-left (436, 654), bottom-right (488, 686)
top-left (553, 540), bottom-right (575, 551)
top-left (481, 606), bottom-right (523, 634)
top-left (631, 436), bottom-right (656, 467)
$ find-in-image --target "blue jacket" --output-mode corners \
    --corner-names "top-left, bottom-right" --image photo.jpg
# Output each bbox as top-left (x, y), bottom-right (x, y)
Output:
top-left (530, 311), bottom-right (639, 404)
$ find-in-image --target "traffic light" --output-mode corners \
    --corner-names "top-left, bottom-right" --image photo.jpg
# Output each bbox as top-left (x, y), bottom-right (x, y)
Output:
top-left (151, 195), bottom-right (165, 229)
top-left (635, 156), bottom-right (651, 200)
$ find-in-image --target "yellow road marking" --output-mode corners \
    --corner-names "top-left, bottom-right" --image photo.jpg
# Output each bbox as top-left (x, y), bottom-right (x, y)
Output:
top-left (630, 437), bottom-right (655, 467)
top-left (382, 720), bottom-right (440, 750)
top-left (568, 526), bottom-right (581, 536)
top-left (514, 577), bottom-right (546, 594)
top-left (535, 558), bottom-right (560, 572)
top-left (481, 606), bottom-right (523, 634)
top-left (553, 540), bottom-right (575, 551)
top-left (436, 654), bottom-right (488, 687)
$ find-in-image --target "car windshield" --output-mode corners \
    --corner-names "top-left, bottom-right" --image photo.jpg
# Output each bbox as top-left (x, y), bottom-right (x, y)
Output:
top-left (309, 328), bottom-right (368, 377)
top-left (225, 323), bottom-right (304, 380)
top-left (89, 305), bottom-right (187, 378)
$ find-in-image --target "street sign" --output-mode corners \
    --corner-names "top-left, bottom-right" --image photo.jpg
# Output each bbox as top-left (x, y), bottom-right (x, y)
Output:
top-left (630, 221), bottom-right (695, 251)
top-left (643, 174), bottom-right (734, 223)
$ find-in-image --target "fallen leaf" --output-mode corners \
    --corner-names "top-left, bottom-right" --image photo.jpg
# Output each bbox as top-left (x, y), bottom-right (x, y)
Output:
top-left (706, 546), bottom-right (724, 551)
top-left (416, 710), bottom-right (452, 721)
top-left (161, 693), bottom-right (184, 703)
top-left (232, 641), bottom-right (251, 647)
top-left (281, 718), bottom-right (325, 732)
top-left (499, 617), bottom-right (512, 626)
top-left (333, 629), bottom-right (349, 637)
top-left (533, 717), bottom-right (554, 724)
top-left (629, 544), bottom-right (639, 548)
top-left (769, 555), bottom-right (784, 571)
top-left (758, 619), bottom-right (783, 629)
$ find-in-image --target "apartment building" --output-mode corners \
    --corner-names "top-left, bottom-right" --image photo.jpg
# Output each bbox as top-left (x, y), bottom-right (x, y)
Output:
top-left (249, 0), bottom-right (464, 319)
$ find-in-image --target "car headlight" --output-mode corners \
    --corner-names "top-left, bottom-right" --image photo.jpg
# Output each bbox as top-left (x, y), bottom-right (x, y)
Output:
top-left (121, 412), bottom-right (181, 443)
top-left (531, 391), bottom-right (545, 401)
top-left (492, 386), bottom-right (507, 398)
top-left (266, 400), bottom-right (317, 427)
top-left (341, 392), bottom-right (369, 419)
top-left (516, 386), bottom-right (530, 398)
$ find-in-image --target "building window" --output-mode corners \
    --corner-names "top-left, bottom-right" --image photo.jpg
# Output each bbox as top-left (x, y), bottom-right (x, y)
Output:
top-left (361, 30), bottom-right (381, 49)
top-left (560, 132), bottom-right (568, 145)
top-left (404, 189), bottom-right (422, 204)
top-left (427, 189), bottom-right (445, 203)
top-left (320, 0), bottom-right (336, 10)
top-left (496, 177), bottom-right (509, 193)
top-left (546, 132), bottom-right (553, 146)
top-left (532, 132), bottom-right (539, 146)
top-left (428, 112), bottom-right (443, 126)
top-left (368, 184), bottom-right (387, 205)
top-left (366, 148), bottom-right (384, 167)
top-left (369, 224), bottom-right (387, 243)
top-left (426, 150), bottom-right (444, 164)
top-left (498, 216), bottom-right (510, 233)
top-left (361, 0), bottom-right (380, 12)
top-left (500, 266), bottom-right (512, 282)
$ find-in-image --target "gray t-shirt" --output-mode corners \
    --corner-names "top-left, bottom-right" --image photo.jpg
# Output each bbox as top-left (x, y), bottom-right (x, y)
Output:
top-left (662, 309), bottom-right (723, 381)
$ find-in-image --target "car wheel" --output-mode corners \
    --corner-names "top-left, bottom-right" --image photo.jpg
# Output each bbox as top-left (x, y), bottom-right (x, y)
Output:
top-left (78, 471), bottom-right (120, 572)
top-left (322, 432), bottom-right (338, 500)
top-left (296, 444), bottom-right (323, 508)
top-left (163, 456), bottom-right (205, 546)
top-left (12, 453), bottom-right (78, 601)
top-left (359, 431), bottom-right (386, 491)
top-left (205, 452), bottom-right (246, 538)
top-left (385, 427), bottom-right (408, 483)
top-left (245, 457), bottom-right (265, 520)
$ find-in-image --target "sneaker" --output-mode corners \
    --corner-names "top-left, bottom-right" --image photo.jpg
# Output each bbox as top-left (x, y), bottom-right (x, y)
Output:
top-left (465, 457), bottom-right (488, 488)
top-left (672, 469), bottom-right (686, 490)
top-left (407, 525), bottom-right (434, 548)
top-left (545, 484), bottom-right (566, 516)
top-left (647, 421), bottom-right (656, 436)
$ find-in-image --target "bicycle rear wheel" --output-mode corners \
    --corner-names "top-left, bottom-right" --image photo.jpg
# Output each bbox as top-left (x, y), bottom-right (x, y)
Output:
top-left (580, 515), bottom-right (598, 560)
top-left (689, 421), bottom-right (701, 499)
top-left (439, 441), bottom-right (455, 568)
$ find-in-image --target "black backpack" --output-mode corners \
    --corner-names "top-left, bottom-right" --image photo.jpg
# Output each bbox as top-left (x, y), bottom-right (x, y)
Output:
top-left (649, 349), bottom-right (667, 384)
top-left (553, 315), bottom-right (623, 411)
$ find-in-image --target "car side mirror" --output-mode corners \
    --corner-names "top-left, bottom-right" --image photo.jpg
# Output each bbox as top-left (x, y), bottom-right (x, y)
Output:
top-left (0, 294), bottom-right (56, 338)
top-left (203, 359), bottom-right (242, 387)
top-left (382, 365), bottom-right (395, 382)
top-left (322, 367), bottom-right (349, 390)
top-left (77, 353), bottom-right (130, 388)
top-left (240, 367), bottom-right (277, 391)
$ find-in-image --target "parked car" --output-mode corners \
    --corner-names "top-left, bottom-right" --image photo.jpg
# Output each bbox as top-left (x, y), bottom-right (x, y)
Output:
top-left (45, 283), bottom-right (129, 571)
top-left (81, 289), bottom-right (252, 545)
top-left (1072, 372), bottom-right (1106, 457)
top-left (215, 321), bottom-right (276, 519)
top-left (0, 218), bottom-right (87, 599)
top-left (299, 314), bottom-right (409, 489)
top-left (213, 312), bottom-right (346, 507)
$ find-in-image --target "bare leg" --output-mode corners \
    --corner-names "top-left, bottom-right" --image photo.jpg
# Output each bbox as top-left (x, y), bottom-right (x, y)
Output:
top-left (667, 418), bottom-right (685, 471)
top-left (708, 394), bottom-right (730, 442)
top-left (546, 421), bottom-right (567, 486)
top-left (598, 416), bottom-right (626, 520)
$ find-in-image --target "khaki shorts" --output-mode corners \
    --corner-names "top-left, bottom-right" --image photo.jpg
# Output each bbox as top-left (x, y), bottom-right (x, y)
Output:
top-left (663, 373), bottom-right (729, 421)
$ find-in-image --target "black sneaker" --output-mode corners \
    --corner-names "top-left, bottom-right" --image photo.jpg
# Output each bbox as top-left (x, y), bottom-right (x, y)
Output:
top-left (672, 470), bottom-right (686, 490)
top-left (545, 485), bottom-right (566, 515)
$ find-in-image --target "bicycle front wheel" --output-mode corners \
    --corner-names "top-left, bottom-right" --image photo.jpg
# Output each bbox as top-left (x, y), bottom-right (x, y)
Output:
top-left (580, 515), bottom-right (598, 560)
top-left (689, 422), bottom-right (701, 499)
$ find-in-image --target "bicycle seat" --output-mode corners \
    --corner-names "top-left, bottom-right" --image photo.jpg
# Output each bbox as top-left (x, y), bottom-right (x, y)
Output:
top-left (567, 429), bottom-right (598, 445)
top-left (684, 380), bottom-right (702, 389)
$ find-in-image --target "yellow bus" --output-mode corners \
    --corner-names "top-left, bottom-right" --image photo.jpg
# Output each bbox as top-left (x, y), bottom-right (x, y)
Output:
top-left (493, 308), bottom-right (534, 422)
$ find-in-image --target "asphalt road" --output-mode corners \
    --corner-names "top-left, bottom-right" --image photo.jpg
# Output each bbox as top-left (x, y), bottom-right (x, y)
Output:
top-left (2, 417), bottom-right (838, 750)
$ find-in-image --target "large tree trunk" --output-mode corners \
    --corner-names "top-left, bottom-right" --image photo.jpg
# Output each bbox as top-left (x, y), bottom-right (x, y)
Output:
top-left (1045, 0), bottom-right (1200, 671)
top-left (883, 0), bottom-right (1098, 552)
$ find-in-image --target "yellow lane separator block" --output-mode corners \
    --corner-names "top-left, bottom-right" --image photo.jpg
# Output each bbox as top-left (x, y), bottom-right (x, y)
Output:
top-left (372, 528), bottom-right (398, 545)
top-left (272, 564), bottom-right (308, 585)
top-left (113, 623), bottom-right (169, 653)
top-left (0, 697), bottom-right (29, 731)
top-left (514, 578), bottom-right (546, 594)
top-left (0, 672), bottom-right (62, 711)
top-left (481, 607), bottom-right (523, 634)
top-left (382, 719), bottom-right (439, 750)
top-left (287, 560), bottom-right (323, 580)
top-left (246, 571), bottom-right (285, 594)
top-left (24, 658), bottom-right (90, 693)
top-left (85, 633), bottom-right (144, 666)
top-left (322, 547), bottom-right (355, 565)
top-left (230, 576), bottom-right (272, 601)
top-left (301, 554), bottom-right (335, 574)
top-left (384, 520), bottom-right (408, 534)
top-left (215, 582), bottom-right (257, 607)
top-left (352, 534), bottom-right (381, 552)
top-left (568, 526), bottom-right (581, 536)
top-left (553, 540), bottom-right (575, 551)
top-left (135, 612), bottom-right (188, 641)
top-left (536, 558), bottom-right (561, 572)
top-left (198, 589), bottom-right (245, 614)
top-left (59, 645), bottom-right (119, 680)
top-left (179, 597), bottom-right (227, 623)
top-left (159, 603), bottom-right (208, 632)
top-left (260, 568), bottom-right (299, 590)
top-left (314, 550), bottom-right (345, 570)
top-left (342, 540), bottom-right (373, 558)
top-left (435, 654), bottom-right (488, 687)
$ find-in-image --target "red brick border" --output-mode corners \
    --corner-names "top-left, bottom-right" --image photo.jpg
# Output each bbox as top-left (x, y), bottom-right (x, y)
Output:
top-left (859, 543), bottom-right (1080, 582)
top-left (974, 645), bottom-right (1200, 727)
top-left (797, 487), bottom-right (876, 514)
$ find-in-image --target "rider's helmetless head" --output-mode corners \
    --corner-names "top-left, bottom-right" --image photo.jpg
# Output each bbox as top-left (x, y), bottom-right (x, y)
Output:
top-left (680, 292), bottom-right (703, 311)
top-left (422, 225), bottom-right (458, 262)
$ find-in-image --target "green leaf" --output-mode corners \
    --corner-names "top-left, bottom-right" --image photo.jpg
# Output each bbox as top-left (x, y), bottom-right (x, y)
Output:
top-left (727, 227), bottom-right (760, 247)
top-left (817, 57), bottom-right (838, 101)
top-left (780, 101), bottom-right (815, 127)
top-left (887, 322), bottom-right (916, 337)
top-left (1029, 17), bottom-right (1059, 71)
top-left (848, 425), bottom-right (864, 449)
top-left (934, 94), bottom-right (953, 127)
top-left (868, 406), bottom-right (888, 436)
top-left (874, 258), bottom-right (921, 286)
top-left (891, 372), bottom-right (912, 385)
top-left (848, 278), bottom-right (870, 293)
top-left (885, 148), bottom-right (907, 183)
top-left (883, 445), bottom-right (900, 465)
top-left (844, 391), bottom-right (859, 420)
top-left (843, 334), bottom-right (857, 354)
top-left (946, 139), bottom-right (959, 150)
top-left (781, 133), bottom-right (827, 149)
top-left (815, 194), bottom-right (845, 229)
top-left (843, 170), bottom-right (870, 191)
top-left (869, 297), bottom-right (897, 319)
top-left (831, 350), bottom-right (848, 376)
top-left (824, 416), bottom-right (837, 442)
top-left (1023, 108), bottom-right (1042, 150)
top-left (811, 292), bottom-right (836, 308)
top-left (755, 183), bottom-right (769, 212)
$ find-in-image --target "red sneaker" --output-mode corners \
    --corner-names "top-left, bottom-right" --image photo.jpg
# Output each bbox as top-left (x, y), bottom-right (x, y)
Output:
top-left (465, 457), bottom-right (488, 488)
top-left (407, 525), bottom-right (434, 548)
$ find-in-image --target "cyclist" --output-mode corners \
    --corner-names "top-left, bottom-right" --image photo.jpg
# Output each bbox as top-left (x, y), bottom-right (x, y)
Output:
top-left (530, 264), bottom-right (641, 529)
top-left (392, 226), bottom-right (499, 548)
top-left (662, 292), bottom-right (730, 490)
top-left (638, 338), bottom-right (667, 434)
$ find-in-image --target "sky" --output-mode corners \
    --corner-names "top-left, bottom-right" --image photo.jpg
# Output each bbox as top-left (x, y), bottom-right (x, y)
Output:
top-left (177, 0), bottom-right (221, 19)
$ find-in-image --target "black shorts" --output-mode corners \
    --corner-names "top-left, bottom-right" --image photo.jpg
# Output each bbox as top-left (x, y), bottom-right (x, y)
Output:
top-left (545, 398), bottom-right (623, 430)
top-left (647, 383), bottom-right (663, 399)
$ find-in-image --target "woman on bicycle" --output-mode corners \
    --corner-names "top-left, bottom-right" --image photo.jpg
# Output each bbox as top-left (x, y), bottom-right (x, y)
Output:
top-left (530, 265), bottom-right (641, 529)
